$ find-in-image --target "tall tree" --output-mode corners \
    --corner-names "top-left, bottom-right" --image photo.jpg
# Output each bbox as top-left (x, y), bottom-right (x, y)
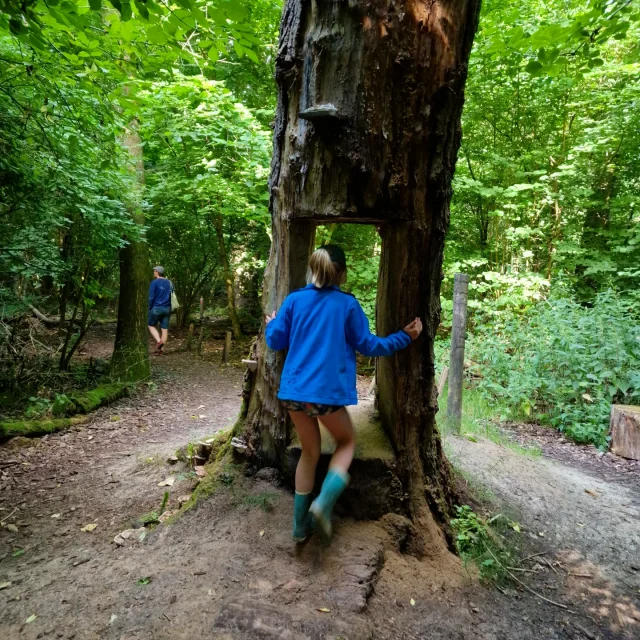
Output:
top-left (110, 119), bottom-right (151, 382)
top-left (238, 0), bottom-right (481, 555)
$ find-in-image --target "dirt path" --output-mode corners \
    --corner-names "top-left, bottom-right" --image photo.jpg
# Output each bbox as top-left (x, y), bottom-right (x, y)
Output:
top-left (1, 346), bottom-right (639, 639)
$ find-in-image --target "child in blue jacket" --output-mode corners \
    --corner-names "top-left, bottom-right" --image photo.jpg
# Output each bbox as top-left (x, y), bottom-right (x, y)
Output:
top-left (265, 245), bottom-right (422, 541)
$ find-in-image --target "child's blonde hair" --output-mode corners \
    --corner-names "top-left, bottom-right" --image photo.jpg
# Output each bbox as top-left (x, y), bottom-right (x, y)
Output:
top-left (307, 247), bottom-right (346, 288)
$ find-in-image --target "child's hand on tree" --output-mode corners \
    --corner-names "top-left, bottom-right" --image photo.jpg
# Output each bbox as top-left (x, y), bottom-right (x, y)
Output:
top-left (404, 318), bottom-right (423, 340)
top-left (265, 311), bottom-right (276, 325)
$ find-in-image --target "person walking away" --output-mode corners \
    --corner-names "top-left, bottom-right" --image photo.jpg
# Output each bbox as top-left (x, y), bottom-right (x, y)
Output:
top-left (148, 266), bottom-right (172, 354)
top-left (265, 245), bottom-right (422, 542)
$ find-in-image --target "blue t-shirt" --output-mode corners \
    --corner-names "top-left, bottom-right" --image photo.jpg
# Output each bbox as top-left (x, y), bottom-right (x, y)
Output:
top-left (148, 278), bottom-right (172, 310)
top-left (265, 285), bottom-right (411, 406)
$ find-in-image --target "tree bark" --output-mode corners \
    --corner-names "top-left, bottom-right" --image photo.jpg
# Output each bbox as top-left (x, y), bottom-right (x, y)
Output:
top-left (110, 120), bottom-right (151, 382)
top-left (214, 214), bottom-right (243, 339)
top-left (239, 0), bottom-right (481, 554)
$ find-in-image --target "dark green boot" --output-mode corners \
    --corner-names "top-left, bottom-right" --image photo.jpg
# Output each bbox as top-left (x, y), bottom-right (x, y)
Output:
top-left (292, 491), bottom-right (315, 542)
top-left (309, 468), bottom-right (350, 538)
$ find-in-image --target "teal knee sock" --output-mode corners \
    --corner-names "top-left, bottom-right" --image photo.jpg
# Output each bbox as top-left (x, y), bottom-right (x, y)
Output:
top-left (309, 468), bottom-right (350, 538)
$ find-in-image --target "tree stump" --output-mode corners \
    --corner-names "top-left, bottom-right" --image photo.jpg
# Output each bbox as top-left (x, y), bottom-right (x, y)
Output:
top-left (610, 405), bottom-right (640, 460)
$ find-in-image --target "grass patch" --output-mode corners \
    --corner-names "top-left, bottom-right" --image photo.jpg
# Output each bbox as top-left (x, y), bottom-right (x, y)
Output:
top-left (450, 505), bottom-right (521, 583)
top-left (439, 384), bottom-right (541, 457)
top-left (242, 491), bottom-right (278, 512)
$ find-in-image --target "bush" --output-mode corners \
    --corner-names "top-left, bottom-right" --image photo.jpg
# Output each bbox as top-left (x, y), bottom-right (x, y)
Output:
top-left (467, 290), bottom-right (640, 448)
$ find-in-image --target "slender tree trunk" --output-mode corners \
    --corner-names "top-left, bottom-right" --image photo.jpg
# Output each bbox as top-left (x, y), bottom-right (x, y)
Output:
top-left (214, 214), bottom-right (243, 339)
top-left (110, 120), bottom-right (151, 382)
top-left (239, 0), bottom-right (481, 555)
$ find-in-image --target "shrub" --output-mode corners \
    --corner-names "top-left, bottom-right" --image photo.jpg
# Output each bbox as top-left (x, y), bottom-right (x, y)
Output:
top-left (466, 290), bottom-right (640, 448)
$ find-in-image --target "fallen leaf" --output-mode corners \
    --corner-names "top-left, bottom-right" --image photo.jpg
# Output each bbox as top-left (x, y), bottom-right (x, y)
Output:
top-left (259, 530), bottom-right (265, 537)
top-left (51, 513), bottom-right (61, 519)
top-left (576, 523), bottom-right (585, 527)
top-left (199, 414), bottom-right (207, 419)
top-left (110, 415), bottom-right (121, 422)
top-left (25, 614), bottom-right (37, 624)
top-left (12, 548), bottom-right (25, 557)
top-left (581, 393), bottom-right (593, 403)
top-left (317, 607), bottom-right (331, 613)
top-left (110, 614), bottom-right (118, 625)
top-left (0, 581), bottom-right (11, 590)
top-left (136, 577), bottom-right (151, 586)
top-left (197, 405), bottom-right (205, 409)
top-left (81, 523), bottom-right (97, 532)
top-left (538, 532), bottom-right (545, 537)
top-left (510, 522), bottom-right (521, 533)
top-left (5, 524), bottom-right (18, 533)
top-left (410, 598), bottom-right (416, 606)
top-left (584, 489), bottom-right (599, 498)
top-left (194, 466), bottom-right (206, 478)
top-left (157, 477), bottom-right (175, 487)
top-left (190, 415), bottom-right (198, 420)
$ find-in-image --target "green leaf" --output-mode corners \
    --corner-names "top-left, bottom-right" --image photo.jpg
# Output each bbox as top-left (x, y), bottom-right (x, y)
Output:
top-left (524, 60), bottom-right (543, 75)
top-left (136, 577), bottom-right (151, 586)
top-left (89, 0), bottom-right (102, 10)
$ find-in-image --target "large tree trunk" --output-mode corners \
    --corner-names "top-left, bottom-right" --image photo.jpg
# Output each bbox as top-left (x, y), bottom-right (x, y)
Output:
top-left (214, 214), bottom-right (243, 339)
top-left (239, 0), bottom-right (481, 554)
top-left (110, 121), bottom-right (151, 382)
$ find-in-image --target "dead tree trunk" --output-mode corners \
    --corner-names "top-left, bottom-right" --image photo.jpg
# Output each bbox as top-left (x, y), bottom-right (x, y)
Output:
top-left (110, 120), bottom-right (151, 382)
top-left (239, 0), bottom-right (481, 554)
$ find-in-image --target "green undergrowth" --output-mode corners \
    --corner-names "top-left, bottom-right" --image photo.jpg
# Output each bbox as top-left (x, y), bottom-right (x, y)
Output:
top-left (450, 505), bottom-right (521, 583)
top-left (438, 384), bottom-right (541, 457)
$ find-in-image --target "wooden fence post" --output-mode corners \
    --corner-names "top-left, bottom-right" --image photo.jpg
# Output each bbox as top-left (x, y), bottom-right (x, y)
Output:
top-left (197, 297), bottom-right (205, 356)
top-left (222, 330), bottom-right (232, 364)
top-left (186, 323), bottom-right (194, 352)
top-left (447, 274), bottom-right (469, 429)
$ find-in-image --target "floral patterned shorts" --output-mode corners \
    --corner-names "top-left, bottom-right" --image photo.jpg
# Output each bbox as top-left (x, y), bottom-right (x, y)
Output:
top-left (281, 400), bottom-right (343, 417)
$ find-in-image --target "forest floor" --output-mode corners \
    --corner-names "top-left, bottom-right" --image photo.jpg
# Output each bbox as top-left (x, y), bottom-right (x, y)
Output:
top-left (1, 326), bottom-right (639, 640)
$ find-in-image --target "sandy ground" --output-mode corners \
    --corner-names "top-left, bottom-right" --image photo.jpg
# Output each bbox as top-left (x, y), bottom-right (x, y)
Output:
top-left (1, 335), bottom-right (639, 639)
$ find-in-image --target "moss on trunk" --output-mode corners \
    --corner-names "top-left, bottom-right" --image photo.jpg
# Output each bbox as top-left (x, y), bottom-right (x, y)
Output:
top-left (68, 382), bottom-right (129, 414)
top-left (0, 416), bottom-right (87, 442)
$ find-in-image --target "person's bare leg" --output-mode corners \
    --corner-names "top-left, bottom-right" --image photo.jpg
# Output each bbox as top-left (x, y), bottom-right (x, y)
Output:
top-left (288, 411), bottom-right (321, 493)
top-left (161, 328), bottom-right (168, 348)
top-left (319, 408), bottom-right (355, 475)
top-left (148, 325), bottom-right (161, 343)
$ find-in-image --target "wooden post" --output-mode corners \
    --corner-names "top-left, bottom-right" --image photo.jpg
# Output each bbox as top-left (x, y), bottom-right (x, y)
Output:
top-left (186, 323), bottom-right (194, 352)
top-left (222, 330), bottom-right (232, 364)
top-left (447, 274), bottom-right (469, 428)
top-left (197, 297), bottom-right (205, 356)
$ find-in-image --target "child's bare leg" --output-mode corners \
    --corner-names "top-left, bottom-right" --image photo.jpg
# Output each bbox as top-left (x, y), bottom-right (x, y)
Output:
top-left (319, 408), bottom-right (355, 474)
top-left (288, 411), bottom-right (321, 493)
top-left (148, 325), bottom-right (161, 343)
top-left (161, 328), bottom-right (168, 347)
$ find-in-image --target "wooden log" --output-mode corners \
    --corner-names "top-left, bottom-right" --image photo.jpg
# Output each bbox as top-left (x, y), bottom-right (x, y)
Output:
top-left (610, 405), bottom-right (640, 460)
top-left (437, 366), bottom-right (449, 397)
top-left (447, 274), bottom-right (469, 428)
top-left (222, 330), bottom-right (232, 364)
top-left (197, 297), bottom-right (205, 356)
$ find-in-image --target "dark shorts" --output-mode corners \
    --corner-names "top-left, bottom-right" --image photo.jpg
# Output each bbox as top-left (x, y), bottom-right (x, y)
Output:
top-left (148, 305), bottom-right (171, 330)
top-left (281, 400), bottom-right (343, 418)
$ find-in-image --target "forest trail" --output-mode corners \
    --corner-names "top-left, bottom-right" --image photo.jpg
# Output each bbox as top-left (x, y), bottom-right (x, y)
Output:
top-left (1, 342), bottom-right (639, 640)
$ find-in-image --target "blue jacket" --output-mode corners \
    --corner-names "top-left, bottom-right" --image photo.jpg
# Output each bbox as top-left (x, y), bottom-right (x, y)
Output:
top-left (265, 285), bottom-right (411, 406)
top-left (148, 278), bottom-right (172, 310)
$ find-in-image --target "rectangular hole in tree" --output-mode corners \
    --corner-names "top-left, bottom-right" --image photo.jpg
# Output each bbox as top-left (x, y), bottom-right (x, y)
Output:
top-left (314, 223), bottom-right (381, 381)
